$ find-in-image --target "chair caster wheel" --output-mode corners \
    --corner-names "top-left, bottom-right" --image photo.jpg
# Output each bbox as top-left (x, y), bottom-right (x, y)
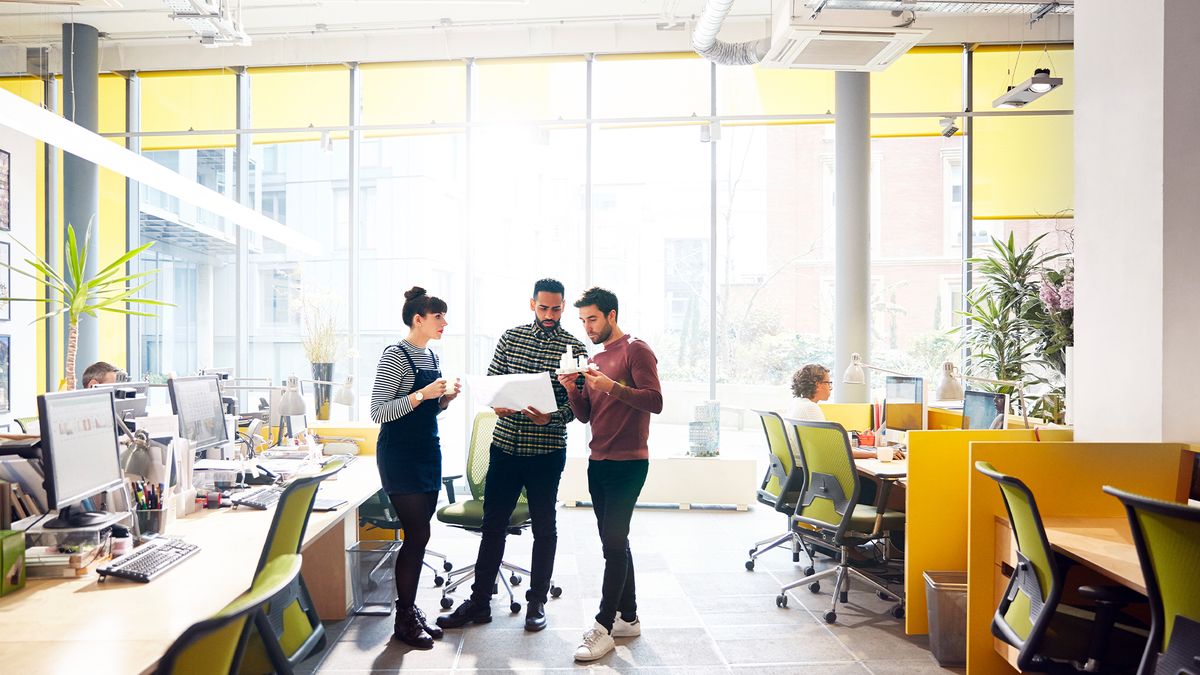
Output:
top-left (433, 576), bottom-right (444, 587)
top-left (510, 574), bottom-right (522, 586)
top-left (891, 605), bottom-right (905, 619)
top-left (824, 611), bottom-right (837, 624)
top-left (877, 591), bottom-right (892, 600)
top-left (804, 566), bottom-right (815, 576)
top-left (510, 602), bottom-right (521, 614)
top-left (793, 552), bottom-right (800, 563)
top-left (840, 591), bottom-right (848, 603)
top-left (440, 597), bottom-right (453, 610)
top-left (550, 586), bottom-right (563, 598)
top-left (443, 561), bottom-right (453, 572)
top-left (809, 582), bottom-right (821, 594)
top-left (745, 560), bottom-right (755, 571)
top-left (775, 594), bottom-right (788, 608)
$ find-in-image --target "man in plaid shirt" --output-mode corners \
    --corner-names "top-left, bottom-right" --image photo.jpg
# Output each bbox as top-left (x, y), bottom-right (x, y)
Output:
top-left (438, 278), bottom-right (588, 633)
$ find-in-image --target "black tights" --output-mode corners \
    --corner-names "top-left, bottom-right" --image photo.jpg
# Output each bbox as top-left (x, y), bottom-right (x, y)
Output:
top-left (388, 491), bottom-right (438, 607)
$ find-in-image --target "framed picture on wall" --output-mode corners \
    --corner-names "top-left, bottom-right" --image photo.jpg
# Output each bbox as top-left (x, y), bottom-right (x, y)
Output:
top-left (0, 149), bottom-right (9, 231)
top-left (0, 241), bottom-right (9, 321)
top-left (0, 335), bottom-right (9, 414)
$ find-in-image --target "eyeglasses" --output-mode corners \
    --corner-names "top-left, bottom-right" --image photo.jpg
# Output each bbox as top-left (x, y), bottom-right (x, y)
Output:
top-left (820, 380), bottom-right (834, 385)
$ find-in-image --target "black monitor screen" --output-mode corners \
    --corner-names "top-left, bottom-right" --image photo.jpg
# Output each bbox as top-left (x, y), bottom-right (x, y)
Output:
top-left (168, 375), bottom-right (228, 451)
top-left (37, 389), bottom-right (124, 511)
top-left (963, 390), bottom-right (1008, 430)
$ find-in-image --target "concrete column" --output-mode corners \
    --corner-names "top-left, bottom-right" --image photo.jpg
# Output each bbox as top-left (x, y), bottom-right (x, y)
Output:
top-left (833, 71), bottom-right (870, 403)
top-left (1074, 0), bottom-right (1200, 441)
top-left (62, 23), bottom-right (100, 382)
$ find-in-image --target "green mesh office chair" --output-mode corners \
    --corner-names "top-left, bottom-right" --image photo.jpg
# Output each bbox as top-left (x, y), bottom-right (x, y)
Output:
top-left (745, 409), bottom-right (815, 575)
top-left (156, 554), bottom-right (303, 675)
top-left (776, 420), bottom-right (905, 623)
top-left (14, 416), bottom-right (38, 435)
top-left (436, 411), bottom-right (560, 614)
top-left (1104, 486), bottom-right (1200, 674)
top-left (237, 459), bottom-right (345, 675)
top-left (976, 462), bottom-right (1144, 673)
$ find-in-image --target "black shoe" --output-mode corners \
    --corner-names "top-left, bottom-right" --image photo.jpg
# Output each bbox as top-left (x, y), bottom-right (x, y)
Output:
top-left (411, 604), bottom-right (443, 639)
top-left (393, 605), bottom-right (434, 649)
top-left (436, 598), bottom-right (493, 629)
top-left (525, 600), bottom-right (547, 632)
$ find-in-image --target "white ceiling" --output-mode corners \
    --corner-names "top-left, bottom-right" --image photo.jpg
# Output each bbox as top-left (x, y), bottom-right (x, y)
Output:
top-left (0, 0), bottom-right (1072, 73)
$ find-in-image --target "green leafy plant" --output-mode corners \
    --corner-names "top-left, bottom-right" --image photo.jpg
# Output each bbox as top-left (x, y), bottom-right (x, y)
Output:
top-left (954, 232), bottom-right (1065, 416)
top-left (1, 223), bottom-right (170, 389)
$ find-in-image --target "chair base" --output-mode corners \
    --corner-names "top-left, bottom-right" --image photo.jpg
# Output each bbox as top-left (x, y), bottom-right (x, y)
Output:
top-left (746, 531), bottom-right (817, 573)
top-left (776, 544), bottom-right (904, 623)
top-left (440, 559), bottom-right (559, 614)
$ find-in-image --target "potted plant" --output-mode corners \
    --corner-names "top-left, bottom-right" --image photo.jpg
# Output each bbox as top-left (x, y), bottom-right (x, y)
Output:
top-left (1, 223), bottom-right (168, 389)
top-left (296, 289), bottom-right (343, 420)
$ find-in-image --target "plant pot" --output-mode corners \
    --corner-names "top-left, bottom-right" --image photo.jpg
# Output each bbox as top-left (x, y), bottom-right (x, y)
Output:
top-left (312, 362), bottom-right (334, 421)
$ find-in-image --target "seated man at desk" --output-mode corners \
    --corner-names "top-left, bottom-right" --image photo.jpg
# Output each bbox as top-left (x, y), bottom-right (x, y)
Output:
top-left (81, 361), bottom-right (125, 389)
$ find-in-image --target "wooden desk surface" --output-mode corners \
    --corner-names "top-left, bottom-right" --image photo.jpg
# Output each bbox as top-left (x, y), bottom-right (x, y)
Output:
top-left (855, 457), bottom-right (908, 479)
top-left (1042, 516), bottom-right (1145, 595)
top-left (0, 458), bottom-right (381, 675)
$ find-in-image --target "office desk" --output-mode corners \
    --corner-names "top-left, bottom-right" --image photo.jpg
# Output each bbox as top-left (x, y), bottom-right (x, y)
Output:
top-left (1043, 516), bottom-right (1145, 594)
top-left (855, 458), bottom-right (907, 533)
top-left (0, 458), bottom-right (381, 675)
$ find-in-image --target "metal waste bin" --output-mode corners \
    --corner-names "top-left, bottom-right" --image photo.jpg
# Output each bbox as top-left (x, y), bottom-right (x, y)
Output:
top-left (924, 571), bottom-right (968, 666)
top-left (347, 540), bottom-right (402, 616)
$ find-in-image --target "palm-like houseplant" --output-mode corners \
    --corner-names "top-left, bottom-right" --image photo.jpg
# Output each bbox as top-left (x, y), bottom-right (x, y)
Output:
top-left (2, 223), bottom-right (169, 389)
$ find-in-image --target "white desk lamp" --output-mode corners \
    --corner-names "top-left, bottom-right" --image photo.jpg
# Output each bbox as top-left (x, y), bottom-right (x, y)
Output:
top-left (841, 352), bottom-right (910, 385)
top-left (936, 361), bottom-right (1029, 428)
top-left (301, 375), bottom-right (356, 407)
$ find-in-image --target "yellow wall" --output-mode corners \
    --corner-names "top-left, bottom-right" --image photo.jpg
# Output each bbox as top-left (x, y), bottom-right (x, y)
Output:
top-left (965, 442), bottom-right (1191, 674)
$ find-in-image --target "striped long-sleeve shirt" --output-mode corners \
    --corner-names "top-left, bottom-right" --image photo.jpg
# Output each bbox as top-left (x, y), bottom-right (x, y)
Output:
top-left (489, 322), bottom-right (588, 456)
top-left (370, 340), bottom-right (441, 425)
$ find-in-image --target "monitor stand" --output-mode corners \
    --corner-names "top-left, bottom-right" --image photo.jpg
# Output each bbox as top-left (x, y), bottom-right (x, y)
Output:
top-left (44, 505), bottom-right (112, 529)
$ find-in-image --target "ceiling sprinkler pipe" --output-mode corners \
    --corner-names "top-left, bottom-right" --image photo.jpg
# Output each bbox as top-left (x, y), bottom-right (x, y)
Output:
top-left (692, 0), bottom-right (770, 66)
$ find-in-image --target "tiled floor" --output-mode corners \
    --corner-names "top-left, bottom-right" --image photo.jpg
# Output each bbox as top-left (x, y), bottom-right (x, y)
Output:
top-left (302, 504), bottom-right (963, 674)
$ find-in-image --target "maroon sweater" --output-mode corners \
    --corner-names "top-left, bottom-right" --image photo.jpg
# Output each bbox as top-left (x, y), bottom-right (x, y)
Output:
top-left (566, 335), bottom-right (663, 461)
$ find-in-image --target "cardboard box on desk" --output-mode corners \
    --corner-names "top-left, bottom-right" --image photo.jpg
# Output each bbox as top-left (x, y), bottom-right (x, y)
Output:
top-left (0, 530), bottom-right (25, 596)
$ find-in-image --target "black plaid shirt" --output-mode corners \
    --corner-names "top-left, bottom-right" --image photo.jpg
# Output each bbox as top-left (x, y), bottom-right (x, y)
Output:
top-left (488, 322), bottom-right (588, 456)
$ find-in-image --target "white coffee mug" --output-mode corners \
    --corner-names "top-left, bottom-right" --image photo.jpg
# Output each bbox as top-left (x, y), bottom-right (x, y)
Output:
top-left (876, 447), bottom-right (895, 462)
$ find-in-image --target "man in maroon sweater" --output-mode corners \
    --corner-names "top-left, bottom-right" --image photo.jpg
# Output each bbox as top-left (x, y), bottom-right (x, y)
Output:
top-left (557, 287), bottom-right (662, 662)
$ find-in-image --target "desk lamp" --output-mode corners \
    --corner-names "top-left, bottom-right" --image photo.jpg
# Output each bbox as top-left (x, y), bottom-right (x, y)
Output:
top-left (841, 352), bottom-right (910, 385)
top-left (936, 361), bottom-right (1029, 428)
top-left (300, 375), bottom-right (356, 407)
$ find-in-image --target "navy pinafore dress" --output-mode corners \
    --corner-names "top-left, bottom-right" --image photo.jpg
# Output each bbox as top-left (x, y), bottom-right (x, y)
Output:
top-left (375, 343), bottom-right (443, 495)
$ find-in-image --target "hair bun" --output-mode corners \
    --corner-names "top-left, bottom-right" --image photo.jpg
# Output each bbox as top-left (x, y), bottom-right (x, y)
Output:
top-left (404, 286), bottom-right (427, 301)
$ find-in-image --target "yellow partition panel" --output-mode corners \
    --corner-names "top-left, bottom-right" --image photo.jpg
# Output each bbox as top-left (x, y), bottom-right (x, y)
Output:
top-left (928, 407), bottom-right (964, 430)
top-left (306, 420), bottom-right (380, 456)
top-left (904, 428), bottom-right (1073, 635)
top-left (965, 442), bottom-right (1192, 675)
top-left (816, 403), bottom-right (872, 432)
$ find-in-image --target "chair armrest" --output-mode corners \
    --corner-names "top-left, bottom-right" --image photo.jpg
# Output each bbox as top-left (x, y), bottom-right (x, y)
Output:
top-left (442, 475), bottom-right (462, 504)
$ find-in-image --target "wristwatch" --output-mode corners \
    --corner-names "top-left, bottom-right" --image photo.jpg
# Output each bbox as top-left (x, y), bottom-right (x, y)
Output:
top-left (413, 391), bottom-right (424, 402)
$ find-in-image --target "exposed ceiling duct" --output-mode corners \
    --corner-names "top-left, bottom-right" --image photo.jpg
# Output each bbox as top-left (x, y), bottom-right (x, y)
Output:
top-left (162, 0), bottom-right (250, 47)
top-left (692, 0), bottom-right (771, 65)
top-left (805, 1), bottom-right (1073, 19)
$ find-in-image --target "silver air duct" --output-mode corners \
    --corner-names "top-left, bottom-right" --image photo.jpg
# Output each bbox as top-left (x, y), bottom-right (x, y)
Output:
top-left (692, 0), bottom-right (771, 65)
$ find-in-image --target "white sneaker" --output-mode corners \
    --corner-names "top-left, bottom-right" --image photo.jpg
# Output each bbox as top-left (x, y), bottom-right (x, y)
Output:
top-left (612, 615), bottom-right (641, 637)
top-left (573, 622), bottom-right (616, 662)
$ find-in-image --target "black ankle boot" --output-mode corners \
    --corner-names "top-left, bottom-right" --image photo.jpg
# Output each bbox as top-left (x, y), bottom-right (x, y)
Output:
top-left (412, 604), bottom-right (443, 639)
top-left (393, 604), bottom-right (434, 649)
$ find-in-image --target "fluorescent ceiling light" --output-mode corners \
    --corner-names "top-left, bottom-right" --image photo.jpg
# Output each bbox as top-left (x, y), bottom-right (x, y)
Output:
top-left (992, 67), bottom-right (1063, 109)
top-left (0, 87), bottom-right (319, 254)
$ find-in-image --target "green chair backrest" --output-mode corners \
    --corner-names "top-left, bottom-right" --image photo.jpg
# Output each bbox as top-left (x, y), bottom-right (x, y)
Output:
top-left (256, 459), bottom-right (346, 573)
top-left (156, 554), bottom-right (303, 675)
top-left (790, 420), bottom-right (859, 541)
top-left (975, 461), bottom-right (1061, 671)
top-left (752, 409), bottom-right (795, 500)
top-left (466, 411), bottom-right (499, 501)
top-left (14, 416), bottom-right (38, 435)
top-left (1104, 486), bottom-right (1200, 671)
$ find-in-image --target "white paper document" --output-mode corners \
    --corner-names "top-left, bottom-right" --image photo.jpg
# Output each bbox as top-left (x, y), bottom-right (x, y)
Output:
top-left (469, 373), bottom-right (558, 413)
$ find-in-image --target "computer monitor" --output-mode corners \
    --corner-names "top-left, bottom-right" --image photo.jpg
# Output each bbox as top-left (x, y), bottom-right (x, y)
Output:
top-left (883, 375), bottom-right (926, 433)
top-left (96, 381), bottom-right (150, 421)
top-left (199, 367), bottom-right (233, 380)
top-left (37, 389), bottom-right (126, 528)
top-left (168, 375), bottom-right (229, 453)
top-left (963, 389), bottom-right (1009, 430)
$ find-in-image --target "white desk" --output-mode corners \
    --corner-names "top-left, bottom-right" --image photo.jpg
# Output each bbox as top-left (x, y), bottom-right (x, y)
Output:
top-left (0, 458), bottom-right (381, 675)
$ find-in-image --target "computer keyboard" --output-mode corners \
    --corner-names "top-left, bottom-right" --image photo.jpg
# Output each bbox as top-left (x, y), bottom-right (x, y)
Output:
top-left (233, 486), bottom-right (283, 510)
top-left (98, 538), bottom-right (200, 583)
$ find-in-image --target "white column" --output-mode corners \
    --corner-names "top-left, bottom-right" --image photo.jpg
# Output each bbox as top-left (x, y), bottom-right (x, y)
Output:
top-left (1074, 0), bottom-right (1200, 441)
top-left (197, 263), bottom-right (215, 370)
top-left (834, 71), bottom-right (870, 403)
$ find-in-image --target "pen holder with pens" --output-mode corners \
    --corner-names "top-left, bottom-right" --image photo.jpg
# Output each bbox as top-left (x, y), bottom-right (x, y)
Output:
top-left (135, 509), bottom-right (172, 536)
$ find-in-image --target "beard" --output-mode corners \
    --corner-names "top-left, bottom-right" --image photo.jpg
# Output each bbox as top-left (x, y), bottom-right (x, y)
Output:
top-left (537, 317), bottom-right (560, 334)
top-left (589, 322), bottom-right (612, 344)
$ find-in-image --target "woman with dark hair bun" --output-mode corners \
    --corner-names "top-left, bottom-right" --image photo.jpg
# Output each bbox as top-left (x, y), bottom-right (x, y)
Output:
top-left (369, 286), bottom-right (462, 649)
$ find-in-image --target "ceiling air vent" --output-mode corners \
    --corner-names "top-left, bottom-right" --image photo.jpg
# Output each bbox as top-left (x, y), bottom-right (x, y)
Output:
top-left (761, 24), bottom-right (929, 71)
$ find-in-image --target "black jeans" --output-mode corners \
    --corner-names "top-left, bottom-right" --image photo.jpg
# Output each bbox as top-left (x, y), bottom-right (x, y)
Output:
top-left (470, 444), bottom-right (566, 605)
top-left (588, 458), bottom-right (649, 629)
